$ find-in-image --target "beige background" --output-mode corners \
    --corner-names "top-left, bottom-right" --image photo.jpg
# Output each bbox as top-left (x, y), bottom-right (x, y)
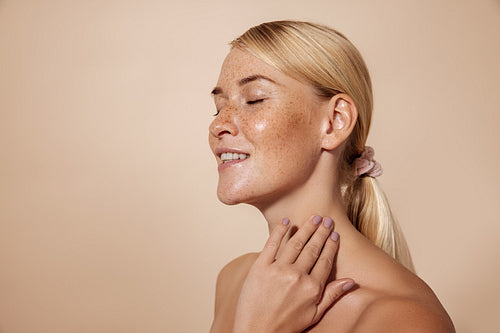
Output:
top-left (1, 0), bottom-right (499, 332)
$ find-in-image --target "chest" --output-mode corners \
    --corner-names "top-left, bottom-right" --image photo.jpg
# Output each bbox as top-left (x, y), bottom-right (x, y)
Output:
top-left (304, 295), bottom-right (366, 332)
top-left (211, 287), bottom-right (365, 333)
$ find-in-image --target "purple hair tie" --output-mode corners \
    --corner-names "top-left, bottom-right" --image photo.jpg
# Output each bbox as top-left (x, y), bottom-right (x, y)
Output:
top-left (354, 146), bottom-right (383, 178)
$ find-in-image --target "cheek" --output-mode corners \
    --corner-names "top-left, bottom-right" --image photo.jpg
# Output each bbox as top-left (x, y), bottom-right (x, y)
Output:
top-left (253, 108), bottom-right (316, 153)
top-left (244, 106), bottom-right (320, 175)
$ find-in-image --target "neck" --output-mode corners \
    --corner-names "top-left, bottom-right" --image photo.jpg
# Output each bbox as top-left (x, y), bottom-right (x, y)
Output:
top-left (255, 154), bottom-right (349, 243)
top-left (259, 179), bottom-right (346, 237)
top-left (253, 162), bottom-right (377, 282)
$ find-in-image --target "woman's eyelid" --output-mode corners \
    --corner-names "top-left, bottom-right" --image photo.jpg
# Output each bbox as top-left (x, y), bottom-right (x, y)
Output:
top-left (246, 98), bottom-right (265, 105)
top-left (245, 91), bottom-right (269, 103)
top-left (212, 87), bottom-right (270, 114)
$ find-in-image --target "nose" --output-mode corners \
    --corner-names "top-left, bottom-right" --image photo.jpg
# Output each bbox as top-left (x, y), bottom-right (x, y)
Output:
top-left (209, 108), bottom-right (239, 139)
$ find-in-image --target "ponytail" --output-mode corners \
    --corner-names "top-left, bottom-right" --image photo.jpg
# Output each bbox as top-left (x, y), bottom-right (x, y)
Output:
top-left (345, 176), bottom-right (415, 272)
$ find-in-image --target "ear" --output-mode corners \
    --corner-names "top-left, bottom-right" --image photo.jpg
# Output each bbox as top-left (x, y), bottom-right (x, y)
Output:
top-left (321, 94), bottom-right (358, 150)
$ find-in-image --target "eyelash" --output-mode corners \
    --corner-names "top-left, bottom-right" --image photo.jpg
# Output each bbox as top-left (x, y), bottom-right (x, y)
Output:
top-left (247, 99), bottom-right (265, 105)
top-left (212, 99), bottom-right (265, 117)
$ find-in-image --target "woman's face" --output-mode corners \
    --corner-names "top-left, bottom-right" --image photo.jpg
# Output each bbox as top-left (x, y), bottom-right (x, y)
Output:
top-left (208, 48), bottom-right (326, 207)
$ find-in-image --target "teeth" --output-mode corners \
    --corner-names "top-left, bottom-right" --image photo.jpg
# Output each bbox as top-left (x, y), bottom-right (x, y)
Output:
top-left (221, 152), bottom-right (250, 163)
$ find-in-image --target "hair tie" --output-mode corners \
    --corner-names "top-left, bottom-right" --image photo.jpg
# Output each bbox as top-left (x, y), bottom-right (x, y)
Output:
top-left (354, 146), bottom-right (383, 178)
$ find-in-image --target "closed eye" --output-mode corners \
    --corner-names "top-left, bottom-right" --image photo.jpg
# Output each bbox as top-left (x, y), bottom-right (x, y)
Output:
top-left (247, 99), bottom-right (265, 105)
top-left (213, 99), bottom-right (265, 116)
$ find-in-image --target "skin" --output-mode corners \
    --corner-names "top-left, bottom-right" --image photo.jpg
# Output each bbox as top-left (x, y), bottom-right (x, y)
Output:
top-left (208, 48), bottom-right (455, 332)
top-left (209, 49), bottom-right (325, 209)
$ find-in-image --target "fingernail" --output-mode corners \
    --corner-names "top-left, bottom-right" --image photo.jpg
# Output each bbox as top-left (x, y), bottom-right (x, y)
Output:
top-left (323, 217), bottom-right (333, 228)
top-left (312, 215), bottom-right (322, 225)
top-left (282, 217), bottom-right (290, 225)
top-left (330, 231), bottom-right (339, 242)
top-left (342, 282), bottom-right (355, 292)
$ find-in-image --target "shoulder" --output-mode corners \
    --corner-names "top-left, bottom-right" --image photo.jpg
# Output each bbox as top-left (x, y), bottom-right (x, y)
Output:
top-left (214, 252), bottom-right (259, 311)
top-left (210, 253), bottom-right (259, 333)
top-left (350, 295), bottom-right (455, 333)
top-left (215, 252), bottom-right (259, 286)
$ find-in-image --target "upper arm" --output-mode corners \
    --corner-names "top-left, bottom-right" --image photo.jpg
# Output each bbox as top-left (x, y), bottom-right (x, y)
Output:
top-left (211, 254), bottom-right (249, 333)
top-left (351, 297), bottom-right (455, 333)
top-left (213, 258), bottom-right (234, 314)
top-left (213, 252), bottom-right (258, 314)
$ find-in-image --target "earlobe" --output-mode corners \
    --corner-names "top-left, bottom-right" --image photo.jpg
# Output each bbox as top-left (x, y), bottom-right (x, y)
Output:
top-left (321, 94), bottom-right (358, 150)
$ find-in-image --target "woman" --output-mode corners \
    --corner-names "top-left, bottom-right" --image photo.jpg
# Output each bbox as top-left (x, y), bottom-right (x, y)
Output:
top-left (208, 20), bottom-right (454, 332)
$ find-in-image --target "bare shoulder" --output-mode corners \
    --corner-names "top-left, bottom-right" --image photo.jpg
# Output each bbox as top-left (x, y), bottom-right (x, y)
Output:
top-left (210, 252), bottom-right (259, 333)
top-left (350, 295), bottom-right (456, 333)
top-left (213, 252), bottom-right (259, 311)
top-left (348, 266), bottom-right (456, 333)
top-left (215, 252), bottom-right (259, 288)
top-left (312, 255), bottom-right (455, 333)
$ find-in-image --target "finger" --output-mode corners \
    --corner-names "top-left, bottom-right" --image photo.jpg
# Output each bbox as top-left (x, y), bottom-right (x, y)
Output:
top-left (277, 215), bottom-right (323, 264)
top-left (294, 217), bottom-right (335, 273)
top-left (258, 217), bottom-right (291, 264)
top-left (310, 231), bottom-right (339, 281)
top-left (313, 279), bottom-right (355, 323)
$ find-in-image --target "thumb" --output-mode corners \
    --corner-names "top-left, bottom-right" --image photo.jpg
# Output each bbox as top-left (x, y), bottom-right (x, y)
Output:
top-left (313, 279), bottom-right (355, 322)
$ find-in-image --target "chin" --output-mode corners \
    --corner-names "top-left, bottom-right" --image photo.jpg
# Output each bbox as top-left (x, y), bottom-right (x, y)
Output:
top-left (216, 188), bottom-right (249, 206)
top-left (216, 182), bottom-right (266, 206)
top-left (216, 184), bottom-right (280, 209)
top-left (215, 178), bottom-right (253, 206)
top-left (217, 193), bottom-right (240, 206)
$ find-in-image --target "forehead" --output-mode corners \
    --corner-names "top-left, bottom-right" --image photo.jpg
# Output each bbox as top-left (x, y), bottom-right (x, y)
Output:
top-left (217, 48), bottom-right (290, 86)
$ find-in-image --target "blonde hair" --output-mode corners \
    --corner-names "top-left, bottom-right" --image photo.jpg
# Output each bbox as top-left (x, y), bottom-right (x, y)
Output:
top-left (231, 20), bottom-right (415, 272)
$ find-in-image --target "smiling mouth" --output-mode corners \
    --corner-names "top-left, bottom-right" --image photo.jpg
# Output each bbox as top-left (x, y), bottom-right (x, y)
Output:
top-left (220, 152), bottom-right (250, 164)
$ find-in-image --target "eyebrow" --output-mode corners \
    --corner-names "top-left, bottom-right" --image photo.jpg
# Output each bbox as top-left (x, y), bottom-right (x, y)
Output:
top-left (210, 74), bottom-right (278, 96)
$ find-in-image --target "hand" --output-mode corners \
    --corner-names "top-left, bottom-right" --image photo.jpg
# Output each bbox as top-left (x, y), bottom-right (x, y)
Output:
top-left (232, 215), bottom-right (355, 333)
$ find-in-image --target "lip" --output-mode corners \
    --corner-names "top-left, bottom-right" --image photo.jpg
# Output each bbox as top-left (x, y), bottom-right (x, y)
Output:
top-left (218, 158), bottom-right (248, 171)
top-left (215, 147), bottom-right (250, 171)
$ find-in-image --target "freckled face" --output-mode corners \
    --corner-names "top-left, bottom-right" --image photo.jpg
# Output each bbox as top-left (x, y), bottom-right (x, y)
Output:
top-left (208, 48), bottom-right (325, 207)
